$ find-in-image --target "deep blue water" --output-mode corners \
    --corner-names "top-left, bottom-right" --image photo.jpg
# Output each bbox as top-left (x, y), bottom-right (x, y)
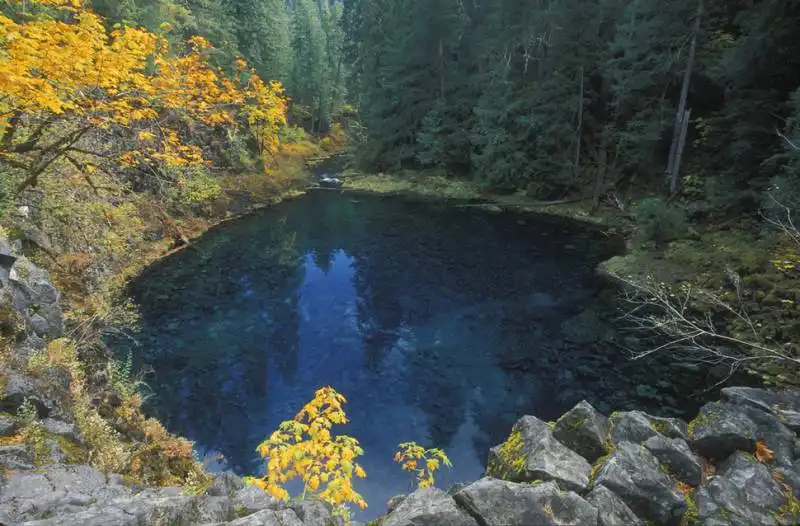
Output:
top-left (118, 190), bottom-right (711, 519)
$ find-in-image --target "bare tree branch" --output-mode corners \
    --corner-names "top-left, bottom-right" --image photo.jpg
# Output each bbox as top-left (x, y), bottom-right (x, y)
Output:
top-left (777, 128), bottom-right (800, 151)
top-left (763, 195), bottom-right (800, 245)
top-left (611, 272), bottom-right (800, 380)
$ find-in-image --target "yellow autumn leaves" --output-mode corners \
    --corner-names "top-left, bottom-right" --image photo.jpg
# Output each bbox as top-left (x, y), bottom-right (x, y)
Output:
top-left (394, 442), bottom-right (453, 489)
top-left (244, 387), bottom-right (368, 510)
top-left (246, 387), bottom-right (453, 516)
top-left (0, 0), bottom-right (287, 179)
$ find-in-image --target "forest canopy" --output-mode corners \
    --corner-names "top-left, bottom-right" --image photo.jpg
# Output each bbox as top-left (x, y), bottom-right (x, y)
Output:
top-left (343, 0), bottom-right (800, 215)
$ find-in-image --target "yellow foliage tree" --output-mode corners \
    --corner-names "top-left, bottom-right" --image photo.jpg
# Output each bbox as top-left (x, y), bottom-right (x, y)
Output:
top-left (245, 387), bottom-right (368, 511)
top-left (394, 442), bottom-right (452, 489)
top-left (0, 0), bottom-right (287, 193)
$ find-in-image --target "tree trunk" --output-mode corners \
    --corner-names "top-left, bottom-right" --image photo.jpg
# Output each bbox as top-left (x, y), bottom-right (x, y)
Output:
top-left (439, 38), bottom-right (445, 97)
top-left (670, 108), bottom-right (692, 198)
top-left (574, 65), bottom-right (584, 180)
top-left (592, 128), bottom-right (609, 212)
top-left (668, 0), bottom-right (703, 196)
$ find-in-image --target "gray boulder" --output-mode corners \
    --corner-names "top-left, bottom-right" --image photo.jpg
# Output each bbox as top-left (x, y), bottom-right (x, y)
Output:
top-left (454, 478), bottom-right (598, 526)
top-left (206, 472), bottom-right (245, 497)
top-left (382, 487), bottom-right (478, 526)
top-left (609, 411), bottom-right (689, 446)
top-left (609, 411), bottom-right (658, 445)
top-left (0, 465), bottom-right (320, 526)
top-left (585, 484), bottom-right (643, 526)
top-left (594, 441), bottom-right (686, 525)
top-left (695, 451), bottom-right (792, 526)
top-left (722, 386), bottom-right (800, 432)
top-left (290, 500), bottom-right (335, 526)
top-left (0, 415), bottom-right (18, 436)
top-left (552, 400), bottom-right (610, 463)
top-left (232, 486), bottom-right (282, 515)
top-left (0, 444), bottom-right (34, 470)
top-left (0, 238), bottom-right (17, 272)
top-left (10, 257), bottom-right (60, 305)
top-left (143, 496), bottom-right (202, 525)
top-left (0, 371), bottom-right (54, 418)
top-left (225, 508), bottom-right (304, 526)
top-left (42, 418), bottom-right (83, 443)
top-left (387, 494), bottom-right (407, 513)
top-left (0, 465), bottom-right (132, 522)
top-left (486, 415), bottom-right (591, 492)
top-left (689, 402), bottom-right (794, 466)
top-left (643, 416), bottom-right (689, 441)
top-left (19, 495), bottom-right (203, 526)
top-left (643, 435), bottom-right (702, 486)
top-left (773, 466), bottom-right (800, 498)
top-left (17, 333), bottom-right (46, 362)
top-left (29, 314), bottom-right (53, 339)
top-left (6, 256), bottom-right (64, 339)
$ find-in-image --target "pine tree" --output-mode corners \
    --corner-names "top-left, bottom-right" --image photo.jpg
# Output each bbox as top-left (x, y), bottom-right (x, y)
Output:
top-left (234, 0), bottom-right (293, 83)
top-left (321, 1), bottom-right (347, 124)
top-left (290, 0), bottom-right (330, 132)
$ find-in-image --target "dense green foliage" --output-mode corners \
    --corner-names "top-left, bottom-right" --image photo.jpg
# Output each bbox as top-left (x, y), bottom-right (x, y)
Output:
top-left (90, 0), bottom-right (347, 132)
top-left (344, 0), bottom-right (800, 211)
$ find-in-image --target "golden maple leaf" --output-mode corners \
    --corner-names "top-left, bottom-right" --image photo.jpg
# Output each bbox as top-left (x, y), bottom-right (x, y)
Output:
top-left (755, 440), bottom-right (775, 463)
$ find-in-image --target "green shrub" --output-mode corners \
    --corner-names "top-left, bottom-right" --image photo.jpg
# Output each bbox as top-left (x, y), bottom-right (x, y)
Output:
top-left (278, 125), bottom-right (308, 144)
top-left (634, 197), bottom-right (688, 245)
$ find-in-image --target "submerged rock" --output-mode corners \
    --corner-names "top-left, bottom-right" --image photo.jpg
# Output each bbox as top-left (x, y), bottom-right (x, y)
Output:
top-left (454, 478), bottom-right (598, 526)
top-left (319, 177), bottom-right (343, 189)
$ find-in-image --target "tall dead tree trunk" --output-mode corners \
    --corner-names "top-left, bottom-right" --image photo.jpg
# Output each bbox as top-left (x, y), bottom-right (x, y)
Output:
top-left (668, 0), bottom-right (703, 197)
top-left (574, 65), bottom-right (584, 179)
top-left (439, 38), bottom-right (445, 97)
top-left (670, 108), bottom-right (692, 197)
top-left (592, 131), bottom-right (609, 212)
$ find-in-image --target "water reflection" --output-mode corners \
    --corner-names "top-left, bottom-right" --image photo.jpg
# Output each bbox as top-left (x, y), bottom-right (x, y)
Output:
top-left (117, 191), bottom-right (711, 520)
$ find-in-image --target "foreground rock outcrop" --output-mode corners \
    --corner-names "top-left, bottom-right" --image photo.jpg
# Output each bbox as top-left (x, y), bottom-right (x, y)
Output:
top-left (0, 464), bottom-right (346, 525)
top-left (374, 387), bottom-right (800, 526)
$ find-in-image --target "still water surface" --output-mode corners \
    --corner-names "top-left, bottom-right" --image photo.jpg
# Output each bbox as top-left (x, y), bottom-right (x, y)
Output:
top-left (119, 191), bottom-right (706, 519)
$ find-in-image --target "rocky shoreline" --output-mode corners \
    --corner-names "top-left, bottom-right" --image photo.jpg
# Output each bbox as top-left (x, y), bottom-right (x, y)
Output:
top-left (0, 240), bottom-right (799, 525)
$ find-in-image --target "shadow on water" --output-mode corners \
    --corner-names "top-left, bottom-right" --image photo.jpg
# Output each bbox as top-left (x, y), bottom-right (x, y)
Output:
top-left (114, 190), bottom-right (717, 520)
